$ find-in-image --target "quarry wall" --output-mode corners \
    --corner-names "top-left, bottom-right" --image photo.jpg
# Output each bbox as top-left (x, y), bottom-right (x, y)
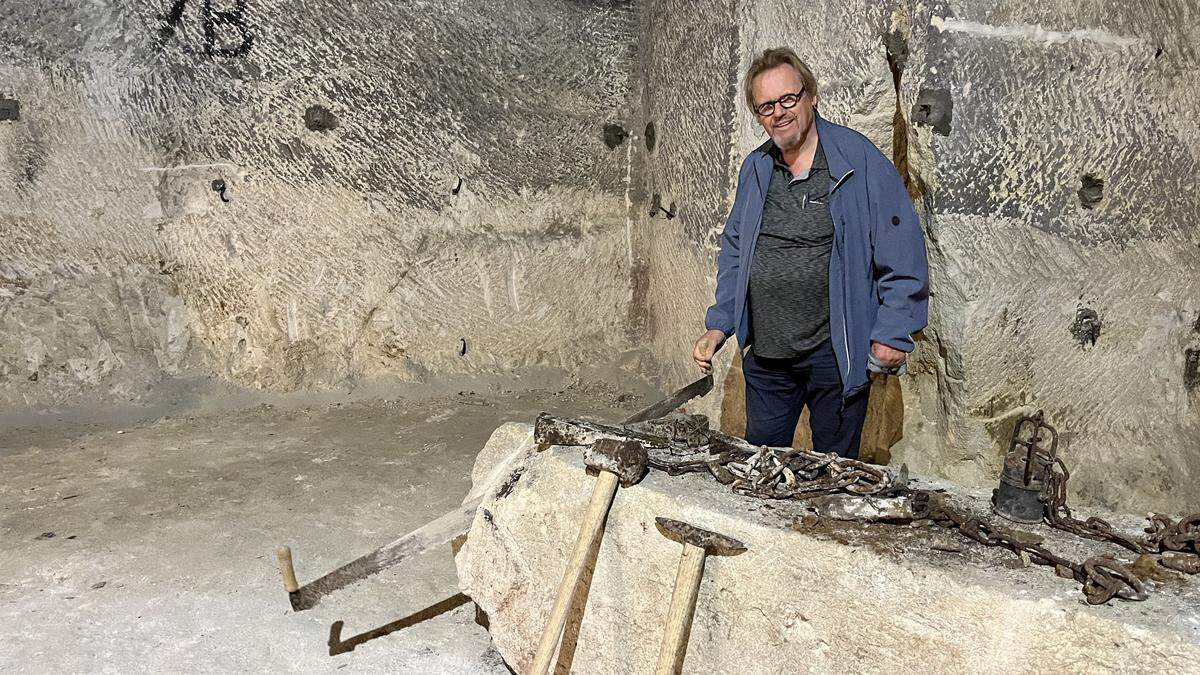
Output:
top-left (3, 0), bottom-right (1198, 512)
top-left (0, 0), bottom-right (639, 407)
top-left (885, 0), bottom-right (1200, 512)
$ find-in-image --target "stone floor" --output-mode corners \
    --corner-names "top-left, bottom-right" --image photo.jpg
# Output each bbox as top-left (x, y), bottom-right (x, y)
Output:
top-left (0, 374), bottom-right (652, 673)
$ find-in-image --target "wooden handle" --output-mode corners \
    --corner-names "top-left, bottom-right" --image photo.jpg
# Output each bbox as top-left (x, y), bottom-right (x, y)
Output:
top-left (654, 543), bottom-right (707, 675)
top-left (529, 470), bottom-right (620, 675)
top-left (276, 546), bottom-right (299, 593)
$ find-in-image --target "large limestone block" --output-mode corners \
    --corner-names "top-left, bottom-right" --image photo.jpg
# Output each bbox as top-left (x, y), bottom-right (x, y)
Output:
top-left (456, 423), bottom-right (1200, 674)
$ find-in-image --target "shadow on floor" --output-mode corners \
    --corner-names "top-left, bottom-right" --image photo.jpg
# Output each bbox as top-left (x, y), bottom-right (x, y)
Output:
top-left (327, 593), bottom-right (472, 655)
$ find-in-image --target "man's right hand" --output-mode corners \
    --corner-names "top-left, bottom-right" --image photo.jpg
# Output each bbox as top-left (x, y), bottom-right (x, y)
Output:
top-left (692, 329), bottom-right (727, 373)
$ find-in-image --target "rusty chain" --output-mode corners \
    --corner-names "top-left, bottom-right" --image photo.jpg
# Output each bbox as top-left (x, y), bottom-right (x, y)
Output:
top-left (1034, 428), bottom-right (1199, 564)
top-left (680, 424), bottom-right (1155, 604)
top-left (696, 438), bottom-right (1149, 604)
top-left (926, 494), bottom-right (1147, 605)
top-left (1144, 512), bottom-right (1200, 556)
top-left (1042, 457), bottom-right (1150, 554)
top-left (543, 411), bottom-right (1192, 604)
top-left (706, 444), bottom-right (895, 499)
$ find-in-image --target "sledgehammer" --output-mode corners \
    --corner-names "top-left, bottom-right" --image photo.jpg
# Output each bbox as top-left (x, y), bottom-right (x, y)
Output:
top-left (653, 517), bottom-right (747, 675)
top-left (528, 438), bottom-right (649, 674)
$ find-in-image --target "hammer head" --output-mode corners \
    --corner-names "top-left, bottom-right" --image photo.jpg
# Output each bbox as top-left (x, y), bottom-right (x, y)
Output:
top-left (584, 438), bottom-right (648, 487)
top-left (655, 517), bottom-right (746, 556)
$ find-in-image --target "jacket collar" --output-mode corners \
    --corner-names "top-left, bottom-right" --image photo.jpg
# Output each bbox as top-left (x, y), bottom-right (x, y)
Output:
top-left (751, 111), bottom-right (854, 196)
top-left (814, 112), bottom-right (854, 185)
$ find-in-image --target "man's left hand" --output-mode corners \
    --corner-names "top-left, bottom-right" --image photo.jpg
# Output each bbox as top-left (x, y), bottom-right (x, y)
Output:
top-left (871, 341), bottom-right (907, 367)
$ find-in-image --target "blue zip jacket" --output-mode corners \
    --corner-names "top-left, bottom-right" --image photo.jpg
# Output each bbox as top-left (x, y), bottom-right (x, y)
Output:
top-left (704, 112), bottom-right (930, 398)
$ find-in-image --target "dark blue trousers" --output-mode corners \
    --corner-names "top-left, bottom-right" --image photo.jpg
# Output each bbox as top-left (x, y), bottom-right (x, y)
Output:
top-left (743, 339), bottom-right (869, 458)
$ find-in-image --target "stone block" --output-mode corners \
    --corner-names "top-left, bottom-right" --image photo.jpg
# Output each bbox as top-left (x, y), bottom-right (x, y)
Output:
top-left (456, 423), bottom-right (1200, 674)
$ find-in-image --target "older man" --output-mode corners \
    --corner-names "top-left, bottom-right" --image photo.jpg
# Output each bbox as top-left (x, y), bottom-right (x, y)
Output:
top-left (693, 47), bottom-right (929, 458)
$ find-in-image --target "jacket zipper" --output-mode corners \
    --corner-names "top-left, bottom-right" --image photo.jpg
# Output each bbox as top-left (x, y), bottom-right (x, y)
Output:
top-left (830, 169), bottom-right (855, 382)
top-left (830, 169), bottom-right (854, 195)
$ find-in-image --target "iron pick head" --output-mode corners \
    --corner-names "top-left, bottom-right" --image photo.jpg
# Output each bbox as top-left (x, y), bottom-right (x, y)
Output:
top-left (655, 517), bottom-right (747, 556)
top-left (584, 438), bottom-right (648, 487)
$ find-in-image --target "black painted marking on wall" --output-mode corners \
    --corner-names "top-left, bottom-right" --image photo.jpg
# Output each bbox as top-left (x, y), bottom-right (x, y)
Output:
top-left (911, 88), bottom-right (952, 136)
top-left (1185, 349), bottom-right (1200, 391)
top-left (1078, 174), bottom-right (1104, 209)
top-left (304, 105), bottom-right (338, 132)
top-left (1070, 307), bottom-right (1101, 348)
top-left (159, 0), bottom-right (254, 57)
top-left (602, 123), bottom-right (628, 149)
top-left (644, 120), bottom-right (656, 152)
top-left (0, 98), bottom-right (18, 121)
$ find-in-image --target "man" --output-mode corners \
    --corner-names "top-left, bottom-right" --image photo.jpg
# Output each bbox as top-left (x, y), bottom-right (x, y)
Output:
top-left (692, 47), bottom-right (929, 459)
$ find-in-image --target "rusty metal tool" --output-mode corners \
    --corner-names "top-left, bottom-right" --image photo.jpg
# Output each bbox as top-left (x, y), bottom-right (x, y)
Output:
top-left (622, 373), bottom-right (712, 424)
top-left (529, 438), bottom-right (649, 675)
top-left (992, 410), bottom-right (1057, 523)
top-left (274, 499), bottom-right (489, 611)
top-left (653, 518), bottom-right (746, 675)
top-left (274, 374), bottom-right (713, 611)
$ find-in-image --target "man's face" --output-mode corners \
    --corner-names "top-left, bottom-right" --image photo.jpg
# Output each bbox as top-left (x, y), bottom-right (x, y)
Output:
top-left (751, 64), bottom-right (816, 151)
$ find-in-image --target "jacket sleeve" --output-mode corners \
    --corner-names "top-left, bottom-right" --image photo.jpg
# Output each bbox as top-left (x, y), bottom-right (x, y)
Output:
top-left (869, 155), bottom-right (929, 353)
top-left (704, 163), bottom-right (748, 337)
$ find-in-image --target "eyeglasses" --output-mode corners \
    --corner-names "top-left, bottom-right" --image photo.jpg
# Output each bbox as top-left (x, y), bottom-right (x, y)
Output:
top-left (753, 90), bottom-right (805, 116)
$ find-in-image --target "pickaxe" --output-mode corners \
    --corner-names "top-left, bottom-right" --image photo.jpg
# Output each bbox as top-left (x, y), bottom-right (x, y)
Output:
top-left (274, 373), bottom-right (713, 611)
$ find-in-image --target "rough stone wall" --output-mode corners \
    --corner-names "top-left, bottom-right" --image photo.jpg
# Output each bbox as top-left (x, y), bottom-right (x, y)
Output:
top-left (627, 0), bottom-right (739, 422)
top-left (889, 1), bottom-right (1200, 513)
top-left (634, 0), bottom-right (1200, 511)
top-left (5, 0), bottom-right (1197, 512)
top-left (0, 0), bottom-right (638, 407)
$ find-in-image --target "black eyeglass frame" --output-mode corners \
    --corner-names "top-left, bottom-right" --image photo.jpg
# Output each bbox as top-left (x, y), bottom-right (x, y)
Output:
top-left (753, 90), bottom-right (806, 116)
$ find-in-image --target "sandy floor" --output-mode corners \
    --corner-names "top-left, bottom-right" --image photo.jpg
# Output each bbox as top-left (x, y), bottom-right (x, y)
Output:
top-left (0, 375), bottom-right (652, 673)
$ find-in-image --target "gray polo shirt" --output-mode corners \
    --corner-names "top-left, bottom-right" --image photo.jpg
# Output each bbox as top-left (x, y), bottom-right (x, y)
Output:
top-left (747, 139), bottom-right (835, 359)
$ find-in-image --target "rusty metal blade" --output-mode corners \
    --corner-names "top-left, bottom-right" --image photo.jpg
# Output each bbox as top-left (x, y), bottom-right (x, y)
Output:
top-left (621, 373), bottom-right (713, 424)
top-left (283, 431), bottom-right (536, 611)
top-left (289, 499), bottom-right (479, 611)
top-left (280, 374), bottom-right (714, 612)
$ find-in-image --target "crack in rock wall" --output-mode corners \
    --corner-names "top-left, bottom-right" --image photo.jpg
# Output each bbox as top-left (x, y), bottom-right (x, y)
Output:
top-left (0, 0), bottom-right (639, 407)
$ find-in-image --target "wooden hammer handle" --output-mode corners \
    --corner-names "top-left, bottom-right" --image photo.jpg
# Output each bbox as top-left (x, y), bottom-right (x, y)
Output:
top-left (529, 470), bottom-right (620, 675)
top-left (276, 546), bottom-right (300, 593)
top-left (655, 543), bottom-right (707, 675)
